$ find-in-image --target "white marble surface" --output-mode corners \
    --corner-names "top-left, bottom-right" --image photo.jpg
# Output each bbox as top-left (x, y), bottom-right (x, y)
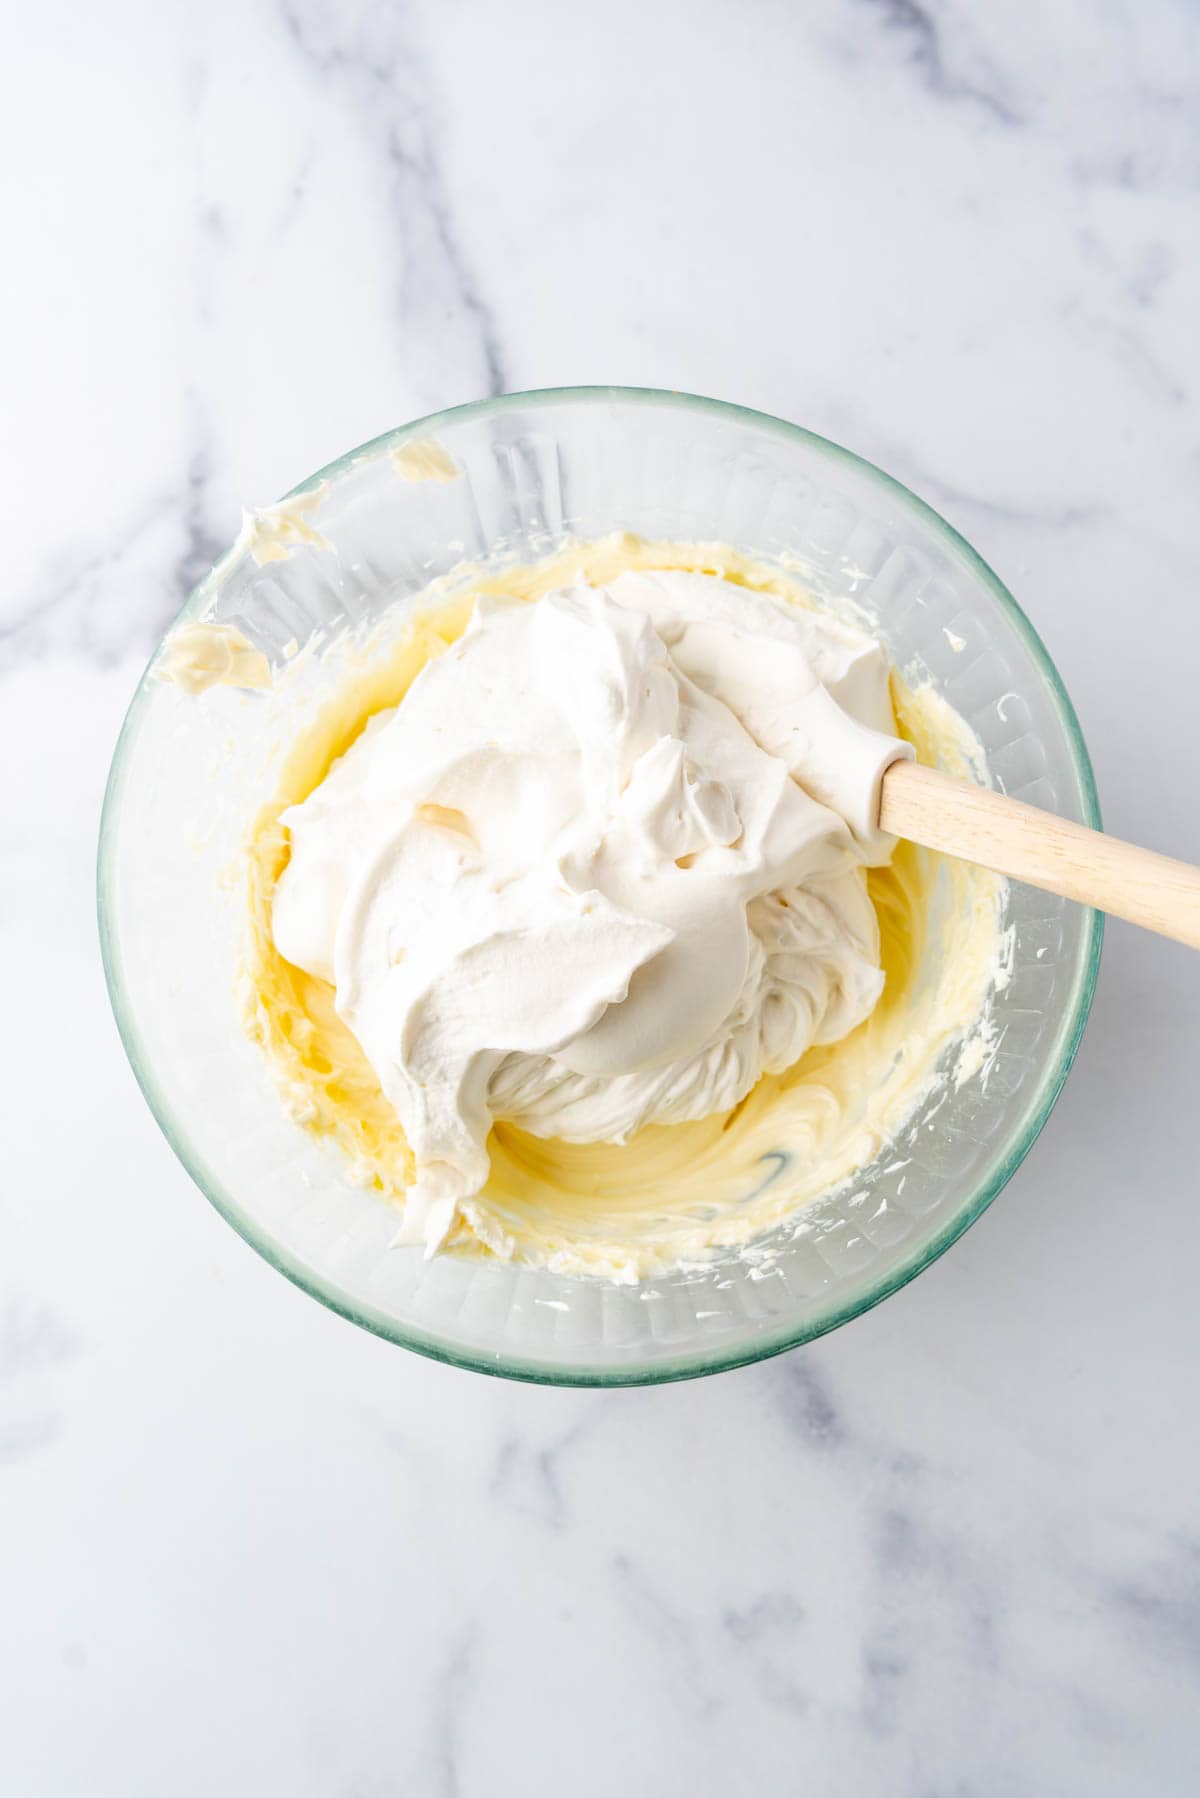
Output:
top-left (4, 0), bottom-right (1200, 1790)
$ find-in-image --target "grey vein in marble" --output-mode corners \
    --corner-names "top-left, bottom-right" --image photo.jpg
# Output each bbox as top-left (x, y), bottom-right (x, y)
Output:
top-left (723, 1593), bottom-right (809, 1715)
top-left (173, 429), bottom-right (229, 607)
top-left (853, 0), bottom-right (1024, 125)
top-left (280, 0), bottom-right (507, 400)
top-left (491, 1436), bottom-right (567, 1531)
top-left (1, 498), bottom-right (177, 672)
top-left (431, 1624), bottom-right (477, 1798)
top-left (770, 1354), bottom-right (846, 1449)
top-left (613, 1554), bottom-right (721, 1718)
top-left (0, 1290), bottom-right (80, 1464)
top-left (1106, 1536), bottom-right (1200, 1670)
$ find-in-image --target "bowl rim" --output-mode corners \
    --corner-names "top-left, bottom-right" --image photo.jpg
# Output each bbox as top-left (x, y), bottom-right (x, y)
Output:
top-left (97, 384), bottom-right (1103, 1386)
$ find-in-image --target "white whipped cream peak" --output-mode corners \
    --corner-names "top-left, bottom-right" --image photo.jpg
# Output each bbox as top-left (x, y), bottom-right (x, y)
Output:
top-left (272, 572), bottom-right (911, 1252)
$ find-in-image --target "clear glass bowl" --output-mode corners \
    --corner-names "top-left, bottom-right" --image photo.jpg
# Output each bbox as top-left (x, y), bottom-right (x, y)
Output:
top-left (98, 388), bottom-right (1101, 1385)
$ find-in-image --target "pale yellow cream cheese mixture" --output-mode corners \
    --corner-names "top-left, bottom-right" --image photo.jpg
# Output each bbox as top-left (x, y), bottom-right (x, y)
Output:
top-left (230, 537), bottom-right (1003, 1281)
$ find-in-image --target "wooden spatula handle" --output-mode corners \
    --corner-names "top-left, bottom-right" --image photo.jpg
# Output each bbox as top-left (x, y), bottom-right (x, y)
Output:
top-left (880, 759), bottom-right (1200, 950)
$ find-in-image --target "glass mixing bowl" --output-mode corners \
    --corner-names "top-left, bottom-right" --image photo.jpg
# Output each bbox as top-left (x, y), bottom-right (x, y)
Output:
top-left (98, 388), bottom-right (1101, 1385)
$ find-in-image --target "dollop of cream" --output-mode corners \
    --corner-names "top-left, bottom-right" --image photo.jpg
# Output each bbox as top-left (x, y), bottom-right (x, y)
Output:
top-left (271, 572), bottom-right (911, 1252)
top-left (391, 438), bottom-right (460, 482)
top-left (156, 623), bottom-right (271, 694)
top-left (237, 487), bottom-right (329, 565)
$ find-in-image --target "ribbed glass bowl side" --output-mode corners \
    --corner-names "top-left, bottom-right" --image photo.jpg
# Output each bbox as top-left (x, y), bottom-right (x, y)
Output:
top-left (99, 388), bottom-right (1101, 1384)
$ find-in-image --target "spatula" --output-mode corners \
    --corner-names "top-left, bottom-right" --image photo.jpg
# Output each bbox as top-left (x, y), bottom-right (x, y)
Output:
top-left (879, 760), bottom-right (1200, 950)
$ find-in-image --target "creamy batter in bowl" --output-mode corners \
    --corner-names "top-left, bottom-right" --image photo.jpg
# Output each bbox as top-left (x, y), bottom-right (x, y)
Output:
top-left (99, 389), bottom-right (1101, 1383)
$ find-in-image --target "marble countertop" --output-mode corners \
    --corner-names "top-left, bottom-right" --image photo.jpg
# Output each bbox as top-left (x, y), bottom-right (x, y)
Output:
top-left (5, 1), bottom-right (1199, 1791)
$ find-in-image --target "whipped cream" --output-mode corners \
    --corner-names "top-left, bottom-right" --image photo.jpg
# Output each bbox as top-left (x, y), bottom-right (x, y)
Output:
top-left (271, 571), bottom-right (911, 1252)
